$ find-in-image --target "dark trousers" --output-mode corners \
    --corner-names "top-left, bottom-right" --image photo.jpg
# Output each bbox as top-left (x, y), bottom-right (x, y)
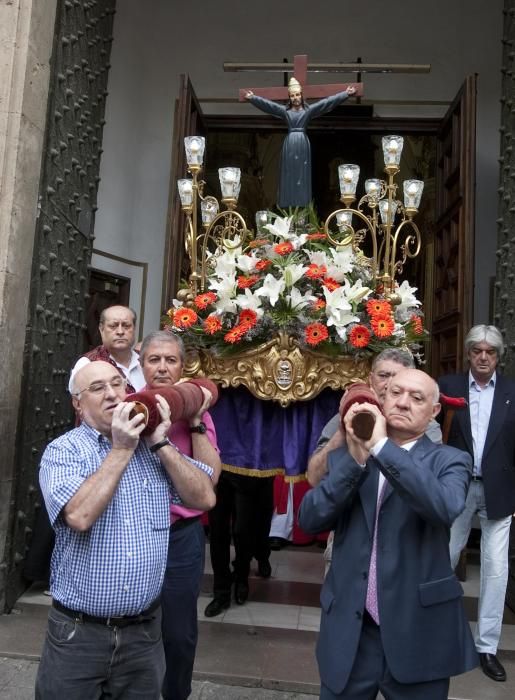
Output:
top-left (320, 613), bottom-right (450, 700)
top-left (35, 606), bottom-right (165, 699)
top-left (208, 470), bottom-right (274, 599)
top-left (161, 519), bottom-right (205, 700)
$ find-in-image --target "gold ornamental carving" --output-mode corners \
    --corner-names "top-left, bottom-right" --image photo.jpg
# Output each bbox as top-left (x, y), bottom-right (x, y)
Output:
top-left (183, 332), bottom-right (370, 407)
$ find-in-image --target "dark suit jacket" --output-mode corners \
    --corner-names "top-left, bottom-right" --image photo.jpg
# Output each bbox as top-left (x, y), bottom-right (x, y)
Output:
top-left (298, 437), bottom-right (477, 695)
top-left (439, 372), bottom-right (515, 519)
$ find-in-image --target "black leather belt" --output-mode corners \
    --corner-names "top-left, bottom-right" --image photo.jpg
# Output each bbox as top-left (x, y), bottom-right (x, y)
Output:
top-left (471, 475), bottom-right (483, 481)
top-left (52, 598), bottom-right (160, 628)
top-left (173, 514), bottom-right (201, 531)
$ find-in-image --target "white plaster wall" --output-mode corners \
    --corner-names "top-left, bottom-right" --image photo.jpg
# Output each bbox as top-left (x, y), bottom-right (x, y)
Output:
top-left (95, 0), bottom-right (503, 334)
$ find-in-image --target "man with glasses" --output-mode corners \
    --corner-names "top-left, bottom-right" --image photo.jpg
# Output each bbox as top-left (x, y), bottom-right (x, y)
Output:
top-left (35, 360), bottom-right (216, 699)
top-left (439, 324), bottom-right (515, 682)
top-left (81, 304), bottom-right (145, 391)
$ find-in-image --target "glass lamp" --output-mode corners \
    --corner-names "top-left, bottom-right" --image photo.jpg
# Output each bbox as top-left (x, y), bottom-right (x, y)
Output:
top-left (403, 180), bottom-right (424, 211)
top-left (219, 167), bottom-right (241, 204)
top-left (379, 199), bottom-right (397, 225)
top-left (382, 136), bottom-right (404, 168)
top-left (184, 136), bottom-right (205, 168)
top-left (177, 179), bottom-right (194, 208)
top-left (338, 164), bottom-right (360, 203)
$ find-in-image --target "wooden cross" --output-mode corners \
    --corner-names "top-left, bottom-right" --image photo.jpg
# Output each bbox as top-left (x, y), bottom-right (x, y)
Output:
top-left (237, 54), bottom-right (363, 102)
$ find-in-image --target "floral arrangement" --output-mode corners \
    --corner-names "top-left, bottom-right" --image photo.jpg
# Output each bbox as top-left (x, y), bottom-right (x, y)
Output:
top-left (164, 211), bottom-right (427, 359)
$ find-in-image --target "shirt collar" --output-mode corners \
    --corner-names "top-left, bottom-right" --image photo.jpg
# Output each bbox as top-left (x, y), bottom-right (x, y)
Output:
top-left (468, 369), bottom-right (496, 389)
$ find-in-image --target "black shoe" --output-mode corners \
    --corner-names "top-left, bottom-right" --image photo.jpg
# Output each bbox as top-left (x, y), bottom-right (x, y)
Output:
top-left (234, 581), bottom-right (249, 605)
top-left (257, 559), bottom-right (272, 578)
top-left (479, 653), bottom-right (506, 682)
top-left (204, 597), bottom-right (230, 618)
top-left (269, 537), bottom-right (288, 551)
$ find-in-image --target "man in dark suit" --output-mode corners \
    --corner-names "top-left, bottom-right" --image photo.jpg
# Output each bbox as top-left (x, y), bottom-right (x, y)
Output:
top-left (439, 324), bottom-right (515, 683)
top-left (299, 369), bottom-right (477, 699)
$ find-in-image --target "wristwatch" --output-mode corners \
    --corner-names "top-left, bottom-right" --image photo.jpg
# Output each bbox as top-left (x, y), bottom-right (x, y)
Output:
top-left (190, 421), bottom-right (207, 434)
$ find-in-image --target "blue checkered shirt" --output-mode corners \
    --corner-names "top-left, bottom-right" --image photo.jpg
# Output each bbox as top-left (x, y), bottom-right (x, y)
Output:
top-left (39, 421), bottom-right (213, 617)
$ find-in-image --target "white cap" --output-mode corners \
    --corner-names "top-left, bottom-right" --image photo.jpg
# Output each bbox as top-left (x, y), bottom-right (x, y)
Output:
top-left (68, 357), bottom-right (91, 394)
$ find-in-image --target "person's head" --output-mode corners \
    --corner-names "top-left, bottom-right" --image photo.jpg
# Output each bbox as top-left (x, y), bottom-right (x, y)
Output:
top-left (70, 360), bottom-right (128, 436)
top-left (382, 368), bottom-right (440, 444)
top-left (369, 348), bottom-right (415, 402)
top-left (464, 325), bottom-right (504, 384)
top-left (287, 77), bottom-right (304, 110)
top-left (139, 330), bottom-right (185, 388)
top-left (99, 305), bottom-right (137, 357)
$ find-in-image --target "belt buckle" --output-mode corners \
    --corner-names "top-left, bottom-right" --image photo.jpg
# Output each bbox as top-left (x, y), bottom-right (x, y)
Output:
top-left (106, 615), bottom-right (127, 627)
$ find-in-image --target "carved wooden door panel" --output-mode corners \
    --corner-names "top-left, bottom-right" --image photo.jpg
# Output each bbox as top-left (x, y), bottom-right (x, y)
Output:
top-left (162, 75), bottom-right (206, 309)
top-left (431, 76), bottom-right (477, 375)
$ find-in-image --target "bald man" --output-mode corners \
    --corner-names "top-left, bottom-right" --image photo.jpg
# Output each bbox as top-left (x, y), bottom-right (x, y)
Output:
top-left (36, 361), bottom-right (215, 699)
top-left (299, 369), bottom-right (478, 700)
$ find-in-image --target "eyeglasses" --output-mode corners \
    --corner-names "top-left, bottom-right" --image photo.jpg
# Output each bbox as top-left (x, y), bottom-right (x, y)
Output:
top-left (73, 376), bottom-right (127, 397)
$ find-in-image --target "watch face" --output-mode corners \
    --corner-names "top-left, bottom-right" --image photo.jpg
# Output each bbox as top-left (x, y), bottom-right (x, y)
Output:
top-left (191, 421), bottom-right (207, 434)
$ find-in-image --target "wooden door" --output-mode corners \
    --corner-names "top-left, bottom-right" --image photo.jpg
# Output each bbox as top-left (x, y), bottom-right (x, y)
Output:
top-left (162, 75), bottom-right (206, 308)
top-left (431, 76), bottom-right (477, 375)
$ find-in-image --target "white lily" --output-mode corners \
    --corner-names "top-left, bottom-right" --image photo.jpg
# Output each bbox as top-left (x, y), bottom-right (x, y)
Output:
top-left (264, 215), bottom-right (293, 240)
top-left (235, 288), bottom-right (264, 317)
top-left (214, 294), bottom-right (238, 315)
top-left (287, 286), bottom-right (316, 310)
top-left (283, 263), bottom-right (308, 287)
top-left (323, 286), bottom-right (360, 329)
top-left (213, 251), bottom-right (237, 278)
top-left (395, 280), bottom-right (422, 321)
top-left (326, 247), bottom-right (355, 280)
top-left (209, 274), bottom-right (237, 299)
top-left (342, 279), bottom-right (371, 305)
top-left (235, 253), bottom-right (259, 273)
top-left (307, 250), bottom-right (329, 267)
top-left (254, 273), bottom-right (286, 307)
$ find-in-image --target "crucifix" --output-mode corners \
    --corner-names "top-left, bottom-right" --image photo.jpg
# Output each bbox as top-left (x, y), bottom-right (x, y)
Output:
top-left (237, 53), bottom-right (363, 102)
top-left (236, 54), bottom-right (363, 209)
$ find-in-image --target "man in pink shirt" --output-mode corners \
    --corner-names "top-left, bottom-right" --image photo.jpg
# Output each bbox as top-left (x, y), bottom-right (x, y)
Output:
top-left (139, 330), bottom-right (221, 700)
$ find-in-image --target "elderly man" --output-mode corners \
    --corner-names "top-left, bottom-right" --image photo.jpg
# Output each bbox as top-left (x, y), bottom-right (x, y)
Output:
top-left (439, 324), bottom-right (515, 682)
top-left (35, 360), bottom-right (215, 699)
top-left (139, 330), bottom-right (221, 700)
top-left (80, 304), bottom-right (145, 391)
top-left (299, 369), bottom-right (477, 699)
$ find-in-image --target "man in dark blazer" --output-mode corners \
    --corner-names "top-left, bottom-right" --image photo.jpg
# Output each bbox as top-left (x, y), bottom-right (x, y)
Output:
top-left (299, 369), bottom-right (477, 699)
top-left (439, 324), bottom-right (515, 682)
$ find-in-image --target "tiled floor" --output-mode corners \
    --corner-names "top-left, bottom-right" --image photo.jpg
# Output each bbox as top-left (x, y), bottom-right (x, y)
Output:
top-left (6, 543), bottom-right (515, 698)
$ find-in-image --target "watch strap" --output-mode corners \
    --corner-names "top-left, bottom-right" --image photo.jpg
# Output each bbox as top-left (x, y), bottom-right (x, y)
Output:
top-left (190, 421), bottom-right (207, 434)
top-left (149, 437), bottom-right (171, 453)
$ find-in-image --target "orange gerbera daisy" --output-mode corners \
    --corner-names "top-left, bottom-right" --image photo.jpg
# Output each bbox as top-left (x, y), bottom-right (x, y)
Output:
top-left (371, 315), bottom-right (395, 338)
top-left (305, 322), bottom-right (329, 346)
top-left (366, 299), bottom-right (392, 317)
top-left (410, 314), bottom-right (424, 335)
top-left (173, 307), bottom-right (198, 328)
top-left (322, 277), bottom-right (341, 292)
top-left (306, 264), bottom-right (327, 279)
top-left (224, 324), bottom-right (249, 344)
top-left (255, 259), bottom-right (272, 271)
top-left (349, 324), bottom-right (371, 348)
top-left (248, 238), bottom-right (269, 248)
top-left (238, 309), bottom-right (258, 328)
top-left (194, 291), bottom-right (217, 310)
top-left (312, 298), bottom-right (326, 310)
top-left (273, 242), bottom-right (294, 256)
top-left (306, 232), bottom-right (327, 241)
top-left (203, 315), bottom-right (222, 335)
top-left (237, 275), bottom-right (260, 289)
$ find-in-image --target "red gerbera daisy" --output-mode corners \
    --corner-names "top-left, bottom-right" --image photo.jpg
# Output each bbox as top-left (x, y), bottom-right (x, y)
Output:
top-left (322, 277), bottom-right (341, 291)
top-left (255, 259), bottom-right (272, 271)
top-left (349, 324), bottom-right (371, 348)
top-left (173, 307), bottom-right (198, 328)
top-left (371, 315), bottom-right (395, 338)
top-left (194, 291), bottom-right (217, 310)
top-left (366, 299), bottom-right (392, 317)
top-left (224, 324), bottom-right (249, 344)
top-left (237, 275), bottom-right (260, 289)
top-left (248, 238), bottom-right (269, 248)
top-left (306, 232), bottom-right (327, 241)
top-left (238, 309), bottom-right (258, 328)
top-left (312, 298), bottom-right (326, 310)
top-left (305, 322), bottom-right (329, 346)
top-left (203, 315), bottom-right (222, 335)
top-left (273, 242), bottom-right (294, 256)
top-left (306, 263), bottom-right (327, 279)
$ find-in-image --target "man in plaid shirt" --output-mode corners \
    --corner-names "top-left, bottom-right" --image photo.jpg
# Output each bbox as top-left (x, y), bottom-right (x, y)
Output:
top-left (35, 360), bottom-right (215, 699)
